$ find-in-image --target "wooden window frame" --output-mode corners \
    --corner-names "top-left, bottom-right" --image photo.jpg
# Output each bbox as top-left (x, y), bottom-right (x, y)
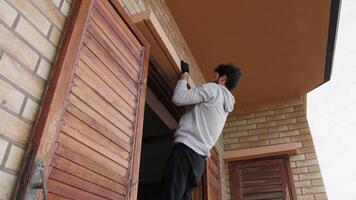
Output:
top-left (229, 155), bottom-right (297, 200)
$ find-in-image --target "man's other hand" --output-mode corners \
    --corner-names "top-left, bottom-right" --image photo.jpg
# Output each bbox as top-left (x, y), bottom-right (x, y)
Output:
top-left (180, 72), bottom-right (189, 81)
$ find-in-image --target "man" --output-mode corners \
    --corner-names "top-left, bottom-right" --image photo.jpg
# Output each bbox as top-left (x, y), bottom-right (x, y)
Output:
top-left (160, 62), bottom-right (241, 200)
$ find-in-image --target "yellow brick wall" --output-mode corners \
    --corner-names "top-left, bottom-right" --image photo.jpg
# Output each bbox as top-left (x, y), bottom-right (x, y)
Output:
top-left (223, 96), bottom-right (327, 200)
top-left (118, 0), bottom-right (206, 85)
top-left (0, 0), bottom-right (71, 198)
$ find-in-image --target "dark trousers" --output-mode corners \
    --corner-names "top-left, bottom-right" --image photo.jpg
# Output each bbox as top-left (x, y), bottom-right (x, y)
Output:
top-left (160, 143), bottom-right (206, 200)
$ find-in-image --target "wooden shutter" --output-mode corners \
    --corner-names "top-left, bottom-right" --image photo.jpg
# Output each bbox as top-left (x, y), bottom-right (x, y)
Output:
top-left (229, 157), bottom-right (294, 200)
top-left (203, 147), bottom-right (222, 200)
top-left (15, 0), bottom-right (149, 199)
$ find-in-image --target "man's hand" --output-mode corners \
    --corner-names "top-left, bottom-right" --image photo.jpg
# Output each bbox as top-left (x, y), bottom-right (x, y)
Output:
top-left (180, 72), bottom-right (189, 81)
top-left (181, 60), bottom-right (190, 74)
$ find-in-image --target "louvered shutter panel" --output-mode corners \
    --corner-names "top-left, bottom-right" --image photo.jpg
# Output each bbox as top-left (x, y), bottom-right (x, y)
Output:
top-left (230, 158), bottom-right (293, 200)
top-left (204, 147), bottom-right (222, 200)
top-left (15, 0), bottom-right (149, 199)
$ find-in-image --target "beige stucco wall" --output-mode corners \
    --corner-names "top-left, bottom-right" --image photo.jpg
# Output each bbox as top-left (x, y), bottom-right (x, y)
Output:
top-left (0, 0), bottom-right (71, 198)
top-left (222, 96), bottom-right (328, 200)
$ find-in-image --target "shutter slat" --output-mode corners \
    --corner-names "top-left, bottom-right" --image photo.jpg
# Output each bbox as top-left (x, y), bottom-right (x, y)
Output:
top-left (62, 112), bottom-right (130, 157)
top-left (57, 133), bottom-right (128, 177)
top-left (65, 103), bottom-right (131, 150)
top-left (55, 144), bottom-right (127, 185)
top-left (51, 155), bottom-right (126, 194)
top-left (50, 168), bottom-right (124, 200)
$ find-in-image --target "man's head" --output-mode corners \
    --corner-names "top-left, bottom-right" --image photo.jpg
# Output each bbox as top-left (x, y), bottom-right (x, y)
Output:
top-left (213, 64), bottom-right (241, 91)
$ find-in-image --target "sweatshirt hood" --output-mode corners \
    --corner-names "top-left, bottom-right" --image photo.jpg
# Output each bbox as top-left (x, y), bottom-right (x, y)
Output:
top-left (218, 85), bottom-right (235, 112)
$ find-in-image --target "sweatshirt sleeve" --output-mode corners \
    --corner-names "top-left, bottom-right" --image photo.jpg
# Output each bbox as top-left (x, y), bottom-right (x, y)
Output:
top-left (172, 80), bottom-right (216, 106)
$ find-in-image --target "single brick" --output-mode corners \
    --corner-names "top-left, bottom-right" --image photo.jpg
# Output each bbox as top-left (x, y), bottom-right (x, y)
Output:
top-left (0, 0), bottom-right (18, 27)
top-left (268, 125), bottom-right (288, 133)
top-left (308, 166), bottom-right (321, 173)
top-left (15, 17), bottom-right (57, 61)
top-left (249, 128), bottom-right (268, 135)
top-left (8, 0), bottom-right (51, 35)
top-left (0, 54), bottom-right (45, 99)
top-left (299, 172), bottom-right (322, 180)
top-left (239, 135), bottom-right (258, 142)
top-left (271, 137), bottom-right (291, 145)
top-left (292, 134), bottom-right (312, 142)
top-left (305, 153), bottom-right (317, 160)
top-left (266, 114), bottom-right (286, 121)
top-left (297, 147), bottom-right (316, 154)
top-left (37, 58), bottom-right (52, 80)
top-left (297, 116), bottom-right (307, 122)
top-left (285, 111), bottom-right (305, 118)
top-left (290, 161), bottom-right (296, 168)
top-left (0, 171), bottom-right (17, 199)
top-left (52, 0), bottom-right (62, 7)
top-left (230, 142), bottom-right (250, 150)
top-left (296, 188), bottom-right (302, 195)
top-left (277, 118), bottom-right (297, 125)
top-left (0, 79), bottom-right (25, 113)
top-left (229, 131), bottom-right (248, 138)
top-left (236, 113), bottom-right (255, 120)
top-left (259, 132), bottom-right (279, 139)
top-left (223, 127), bottom-right (237, 133)
top-left (303, 140), bottom-right (314, 147)
top-left (302, 186), bottom-right (325, 195)
top-left (0, 109), bottom-right (32, 145)
top-left (0, 139), bottom-right (9, 162)
top-left (279, 130), bottom-right (299, 137)
top-left (291, 167), bottom-right (308, 174)
top-left (315, 193), bottom-right (328, 200)
top-left (247, 117), bottom-right (266, 124)
top-left (256, 110), bottom-right (274, 117)
top-left (299, 128), bottom-right (311, 134)
top-left (274, 107), bottom-right (294, 114)
top-left (237, 124), bottom-right (256, 131)
top-left (289, 122), bottom-right (309, 130)
top-left (60, 0), bottom-right (71, 16)
top-left (31, 0), bottom-right (66, 30)
top-left (296, 159), bottom-right (318, 167)
top-left (294, 105), bottom-right (305, 111)
top-left (5, 145), bottom-right (25, 171)
top-left (224, 138), bottom-right (239, 145)
top-left (294, 180), bottom-right (312, 188)
top-left (250, 140), bottom-right (270, 147)
top-left (229, 120), bottom-right (246, 127)
top-left (311, 179), bottom-right (324, 186)
top-left (289, 154), bottom-right (306, 162)
top-left (0, 23), bottom-right (39, 71)
top-left (22, 98), bottom-right (39, 122)
top-left (49, 27), bottom-right (62, 46)
top-left (256, 121), bottom-right (276, 128)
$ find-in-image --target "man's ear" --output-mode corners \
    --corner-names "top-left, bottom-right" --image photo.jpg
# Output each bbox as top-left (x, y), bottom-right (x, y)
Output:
top-left (219, 75), bottom-right (227, 84)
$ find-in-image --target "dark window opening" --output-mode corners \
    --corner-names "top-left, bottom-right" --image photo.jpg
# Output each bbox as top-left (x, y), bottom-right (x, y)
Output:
top-left (137, 103), bottom-right (173, 200)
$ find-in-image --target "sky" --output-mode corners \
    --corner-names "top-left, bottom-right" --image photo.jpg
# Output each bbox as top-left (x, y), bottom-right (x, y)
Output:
top-left (307, 1), bottom-right (356, 199)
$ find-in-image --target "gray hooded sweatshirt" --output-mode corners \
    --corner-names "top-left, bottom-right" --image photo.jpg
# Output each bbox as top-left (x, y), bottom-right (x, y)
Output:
top-left (172, 79), bottom-right (235, 157)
